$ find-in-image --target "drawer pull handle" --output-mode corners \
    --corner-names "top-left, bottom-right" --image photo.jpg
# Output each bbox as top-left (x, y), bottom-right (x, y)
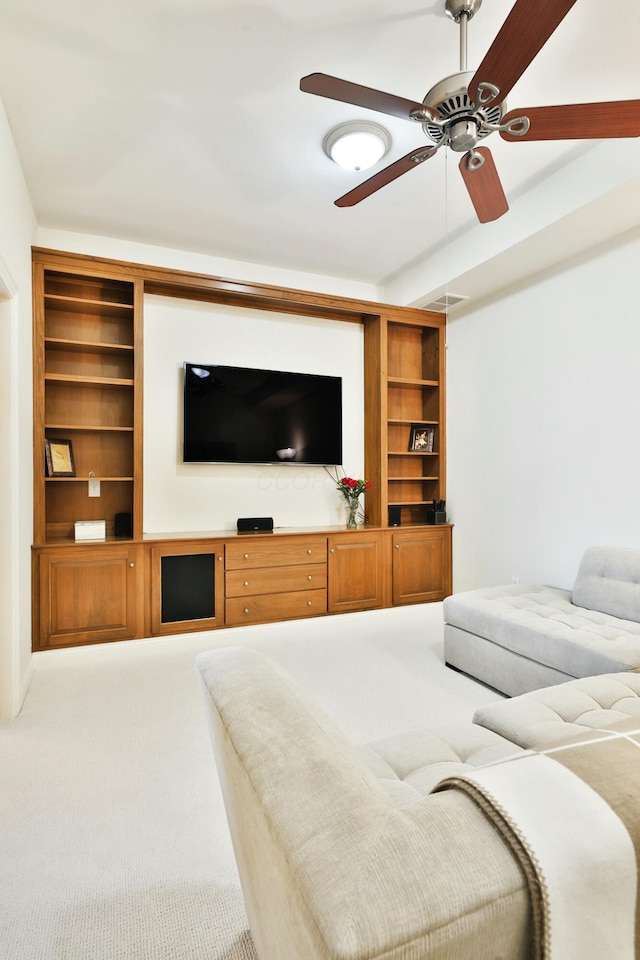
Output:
top-left (307, 600), bottom-right (312, 606)
top-left (307, 575), bottom-right (312, 581)
top-left (244, 553), bottom-right (249, 559)
top-left (244, 607), bottom-right (250, 614)
top-left (307, 549), bottom-right (312, 554)
top-left (244, 581), bottom-right (249, 587)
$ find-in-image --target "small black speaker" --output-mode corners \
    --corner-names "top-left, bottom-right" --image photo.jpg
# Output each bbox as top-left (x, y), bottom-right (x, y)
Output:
top-left (114, 512), bottom-right (132, 537)
top-left (388, 506), bottom-right (402, 527)
top-left (237, 516), bottom-right (274, 533)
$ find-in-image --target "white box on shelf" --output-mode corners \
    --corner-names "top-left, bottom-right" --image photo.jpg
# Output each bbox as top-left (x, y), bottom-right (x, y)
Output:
top-left (74, 520), bottom-right (106, 541)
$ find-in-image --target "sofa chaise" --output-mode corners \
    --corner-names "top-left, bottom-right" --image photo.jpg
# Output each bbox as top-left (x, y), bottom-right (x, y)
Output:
top-left (443, 545), bottom-right (640, 696)
top-left (196, 645), bottom-right (640, 960)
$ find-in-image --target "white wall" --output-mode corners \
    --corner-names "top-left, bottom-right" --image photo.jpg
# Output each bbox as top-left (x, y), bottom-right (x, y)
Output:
top-left (447, 226), bottom-right (640, 592)
top-left (0, 96), bottom-right (37, 718)
top-left (143, 296), bottom-right (364, 532)
top-left (36, 227), bottom-right (382, 304)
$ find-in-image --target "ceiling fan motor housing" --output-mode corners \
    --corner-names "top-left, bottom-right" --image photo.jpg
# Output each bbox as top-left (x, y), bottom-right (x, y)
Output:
top-left (421, 71), bottom-right (505, 150)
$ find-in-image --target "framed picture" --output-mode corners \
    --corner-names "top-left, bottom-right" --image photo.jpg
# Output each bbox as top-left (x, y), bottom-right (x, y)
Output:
top-left (408, 425), bottom-right (435, 453)
top-left (45, 439), bottom-right (76, 477)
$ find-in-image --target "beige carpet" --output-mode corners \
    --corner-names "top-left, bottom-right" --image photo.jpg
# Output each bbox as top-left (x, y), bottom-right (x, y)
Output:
top-left (0, 603), bottom-right (501, 960)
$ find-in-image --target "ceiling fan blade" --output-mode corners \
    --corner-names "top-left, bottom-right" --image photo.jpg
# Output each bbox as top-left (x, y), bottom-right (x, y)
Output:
top-left (458, 147), bottom-right (509, 223)
top-left (469, 0), bottom-right (578, 106)
top-left (501, 101), bottom-right (640, 141)
top-left (335, 146), bottom-right (438, 207)
top-left (300, 73), bottom-right (436, 123)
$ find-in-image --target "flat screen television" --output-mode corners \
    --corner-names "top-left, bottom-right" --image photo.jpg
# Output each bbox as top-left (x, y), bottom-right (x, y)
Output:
top-left (183, 362), bottom-right (343, 465)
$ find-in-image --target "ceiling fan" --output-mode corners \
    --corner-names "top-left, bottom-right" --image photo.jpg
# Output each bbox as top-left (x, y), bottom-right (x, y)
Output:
top-left (300, 0), bottom-right (640, 223)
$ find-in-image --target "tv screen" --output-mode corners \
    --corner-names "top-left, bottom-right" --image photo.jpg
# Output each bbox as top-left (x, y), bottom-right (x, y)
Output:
top-left (183, 362), bottom-right (343, 465)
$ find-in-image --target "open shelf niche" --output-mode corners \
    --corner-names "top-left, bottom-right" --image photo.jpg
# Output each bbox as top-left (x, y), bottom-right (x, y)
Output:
top-left (33, 264), bottom-right (143, 543)
top-left (383, 318), bottom-right (445, 526)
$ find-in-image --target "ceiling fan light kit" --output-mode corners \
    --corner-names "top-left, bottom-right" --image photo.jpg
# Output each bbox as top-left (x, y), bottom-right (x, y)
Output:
top-left (324, 122), bottom-right (391, 171)
top-left (300, 0), bottom-right (640, 223)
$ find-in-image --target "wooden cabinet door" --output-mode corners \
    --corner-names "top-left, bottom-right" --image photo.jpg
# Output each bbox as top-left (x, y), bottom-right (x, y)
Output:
top-left (328, 532), bottom-right (385, 613)
top-left (391, 527), bottom-right (452, 605)
top-left (150, 541), bottom-right (225, 635)
top-left (36, 544), bottom-right (142, 649)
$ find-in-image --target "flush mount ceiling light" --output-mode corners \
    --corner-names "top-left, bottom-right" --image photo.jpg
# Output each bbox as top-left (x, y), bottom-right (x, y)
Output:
top-left (323, 122), bottom-right (391, 172)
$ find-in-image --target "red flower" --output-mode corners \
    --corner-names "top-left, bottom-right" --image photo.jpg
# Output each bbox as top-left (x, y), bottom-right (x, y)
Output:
top-left (336, 475), bottom-right (370, 500)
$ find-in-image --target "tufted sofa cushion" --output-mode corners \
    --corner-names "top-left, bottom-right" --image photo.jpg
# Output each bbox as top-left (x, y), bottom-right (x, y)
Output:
top-left (572, 545), bottom-right (640, 621)
top-left (473, 672), bottom-right (640, 749)
top-left (356, 723), bottom-right (523, 805)
top-left (443, 583), bottom-right (640, 677)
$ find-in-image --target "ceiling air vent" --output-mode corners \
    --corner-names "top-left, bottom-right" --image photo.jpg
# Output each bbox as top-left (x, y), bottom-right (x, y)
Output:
top-left (423, 293), bottom-right (468, 312)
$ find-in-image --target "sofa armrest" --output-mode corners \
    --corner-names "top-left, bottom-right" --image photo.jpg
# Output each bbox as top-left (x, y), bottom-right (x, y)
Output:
top-left (195, 646), bottom-right (530, 960)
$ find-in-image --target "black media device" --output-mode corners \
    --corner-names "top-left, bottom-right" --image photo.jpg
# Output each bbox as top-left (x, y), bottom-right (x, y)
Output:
top-left (388, 506), bottom-right (402, 527)
top-left (237, 517), bottom-right (274, 533)
top-left (114, 512), bottom-right (132, 537)
top-left (183, 362), bottom-right (342, 466)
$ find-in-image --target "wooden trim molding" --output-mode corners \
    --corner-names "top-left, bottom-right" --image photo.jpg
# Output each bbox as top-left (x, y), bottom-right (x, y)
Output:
top-left (31, 246), bottom-right (445, 327)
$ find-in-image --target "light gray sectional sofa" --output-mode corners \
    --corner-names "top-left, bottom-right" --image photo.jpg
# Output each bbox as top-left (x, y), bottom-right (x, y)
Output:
top-left (196, 646), bottom-right (640, 960)
top-left (444, 545), bottom-right (640, 696)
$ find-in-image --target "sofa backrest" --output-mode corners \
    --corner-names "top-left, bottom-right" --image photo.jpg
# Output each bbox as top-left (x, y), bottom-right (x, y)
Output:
top-left (572, 546), bottom-right (640, 622)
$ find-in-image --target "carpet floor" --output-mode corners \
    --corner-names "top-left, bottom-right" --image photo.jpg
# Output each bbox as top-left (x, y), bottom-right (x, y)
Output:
top-left (0, 602), bottom-right (501, 960)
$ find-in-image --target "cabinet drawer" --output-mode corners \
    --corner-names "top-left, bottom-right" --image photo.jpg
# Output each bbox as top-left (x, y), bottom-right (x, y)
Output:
top-left (225, 588), bottom-right (327, 625)
top-left (226, 563), bottom-right (327, 598)
top-left (225, 537), bottom-right (327, 569)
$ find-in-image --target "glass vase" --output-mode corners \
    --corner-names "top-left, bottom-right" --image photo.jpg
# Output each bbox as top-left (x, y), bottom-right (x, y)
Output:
top-left (345, 498), bottom-right (359, 529)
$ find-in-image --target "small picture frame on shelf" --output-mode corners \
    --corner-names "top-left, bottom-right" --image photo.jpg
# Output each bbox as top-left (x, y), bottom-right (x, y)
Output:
top-left (45, 439), bottom-right (76, 477)
top-left (408, 425), bottom-right (435, 453)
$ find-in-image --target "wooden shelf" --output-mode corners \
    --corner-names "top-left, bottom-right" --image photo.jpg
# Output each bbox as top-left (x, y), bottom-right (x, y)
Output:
top-left (388, 479), bottom-right (439, 485)
top-left (45, 476), bottom-right (133, 482)
top-left (44, 294), bottom-right (134, 316)
top-left (45, 337), bottom-right (134, 354)
top-left (387, 377), bottom-right (438, 388)
top-left (389, 499), bottom-right (438, 506)
top-left (388, 418), bottom-right (438, 426)
top-left (44, 373), bottom-right (134, 387)
top-left (388, 451), bottom-right (438, 457)
top-left (45, 424), bottom-right (134, 432)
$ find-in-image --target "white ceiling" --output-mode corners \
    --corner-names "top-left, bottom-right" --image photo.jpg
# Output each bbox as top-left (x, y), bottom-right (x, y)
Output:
top-left (0, 0), bottom-right (638, 293)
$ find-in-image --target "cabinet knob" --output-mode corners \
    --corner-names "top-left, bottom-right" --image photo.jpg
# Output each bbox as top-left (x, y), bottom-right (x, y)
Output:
top-left (129, 562), bottom-right (135, 568)
top-left (395, 544), bottom-right (400, 549)
top-left (244, 581), bottom-right (249, 587)
top-left (218, 555), bottom-right (223, 562)
top-left (244, 607), bottom-right (249, 614)
top-left (307, 549), bottom-right (312, 555)
top-left (307, 575), bottom-right (312, 581)
top-left (244, 553), bottom-right (249, 559)
top-left (307, 600), bottom-right (312, 606)
top-left (330, 547), bottom-right (335, 554)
